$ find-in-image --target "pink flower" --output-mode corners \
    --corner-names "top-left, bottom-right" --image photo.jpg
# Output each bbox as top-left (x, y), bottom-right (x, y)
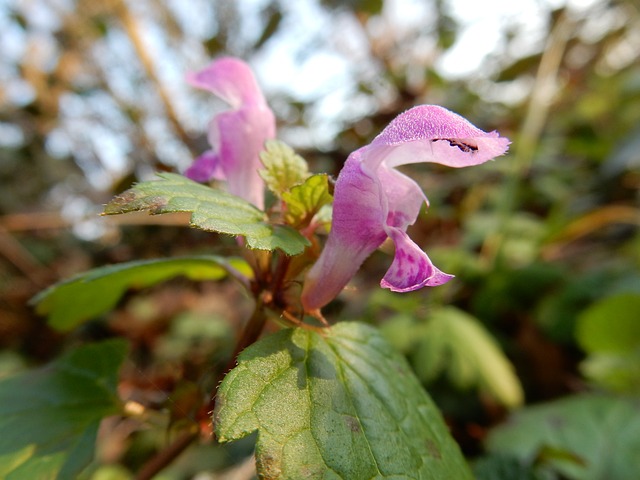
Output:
top-left (302, 105), bottom-right (510, 311)
top-left (186, 57), bottom-right (275, 209)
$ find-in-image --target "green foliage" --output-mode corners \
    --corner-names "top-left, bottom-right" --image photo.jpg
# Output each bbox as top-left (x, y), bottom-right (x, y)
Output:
top-left (485, 393), bottom-right (640, 480)
top-left (215, 322), bottom-right (473, 479)
top-left (259, 140), bottom-right (310, 197)
top-left (103, 173), bottom-right (310, 255)
top-left (0, 340), bottom-right (128, 479)
top-left (31, 256), bottom-right (250, 331)
top-left (474, 454), bottom-right (544, 480)
top-left (464, 212), bottom-right (545, 267)
top-left (576, 294), bottom-right (640, 354)
top-left (282, 174), bottom-right (333, 228)
top-left (413, 307), bottom-right (523, 409)
top-left (373, 294), bottom-right (523, 409)
top-left (534, 269), bottom-right (609, 343)
top-left (576, 293), bottom-right (640, 393)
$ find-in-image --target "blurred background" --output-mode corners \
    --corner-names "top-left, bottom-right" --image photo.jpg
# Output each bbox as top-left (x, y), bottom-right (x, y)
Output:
top-left (1, 0), bottom-right (639, 477)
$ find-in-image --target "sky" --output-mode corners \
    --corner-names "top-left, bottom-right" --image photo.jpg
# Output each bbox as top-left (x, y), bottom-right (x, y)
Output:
top-left (239, 0), bottom-right (604, 147)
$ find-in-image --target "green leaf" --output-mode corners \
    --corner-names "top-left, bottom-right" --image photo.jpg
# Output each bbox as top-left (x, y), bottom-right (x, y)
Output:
top-left (103, 173), bottom-right (310, 255)
top-left (281, 174), bottom-right (333, 228)
top-left (576, 293), bottom-right (640, 393)
top-left (215, 322), bottom-right (473, 479)
top-left (258, 140), bottom-right (309, 197)
top-left (32, 255), bottom-right (250, 331)
top-left (580, 350), bottom-right (640, 394)
top-left (0, 447), bottom-right (35, 478)
top-left (576, 293), bottom-right (640, 354)
top-left (486, 393), bottom-right (640, 480)
top-left (414, 307), bottom-right (523, 408)
top-left (473, 454), bottom-right (543, 480)
top-left (0, 339), bottom-right (128, 480)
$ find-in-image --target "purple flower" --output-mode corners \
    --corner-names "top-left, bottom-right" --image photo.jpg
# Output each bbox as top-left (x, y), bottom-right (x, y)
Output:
top-left (185, 57), bottom-right (275, 209)
top-left (301, 105), bottom-right (510, 311)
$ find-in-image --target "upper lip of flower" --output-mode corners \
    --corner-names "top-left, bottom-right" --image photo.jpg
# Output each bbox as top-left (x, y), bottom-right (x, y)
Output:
top-left (301, 105), bottom-right (510, 312)
top-left (184, 57), bottom-right (276, 210)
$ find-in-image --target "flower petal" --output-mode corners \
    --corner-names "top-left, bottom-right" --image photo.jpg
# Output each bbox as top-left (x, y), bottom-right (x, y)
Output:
top-left (378, 164), bottom-right (426, 230)
top-left (186, 57), bottom-right (268, 108)
top-left (214, 108), bottom-right (275, 209)
top-left (186, 57), bottom-right (276, 208)
top-left (302, 105), bottom-right (509, 311)
top-left (185, 150), bottom-right (225, 183)
top-left (301, 151), bottom-right (387, 311)
top-left (381, 228), bottom-right (453, 291)
top-left (371, 105), bottom-right (510, 168)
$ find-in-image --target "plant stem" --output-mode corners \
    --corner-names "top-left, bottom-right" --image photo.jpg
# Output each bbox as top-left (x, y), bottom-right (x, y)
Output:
top-left (136, 429), bottom-right (199, 480)
top-left (203, 298), bottom-right (268, 420)
top-left (137, 301), bottom-right (269, 478)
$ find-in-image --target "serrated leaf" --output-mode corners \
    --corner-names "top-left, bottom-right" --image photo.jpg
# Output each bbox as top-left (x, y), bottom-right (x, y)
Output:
top-left (414, 307), bottom-right (523, 408)
top-left (0, 339), bottom-right (128, 480)
top-left (31, 255), bottom-right (250, 331)
top-left (215, 322), bottom-right (473, 479)
top-left (281, 174), bottom-right (333, 228)
top-left (258, 140), bottom-right (309, 196)
top-left (104, 173), bottom-right (310, 255)
top-left (486, 394), bottom-right (640, 480)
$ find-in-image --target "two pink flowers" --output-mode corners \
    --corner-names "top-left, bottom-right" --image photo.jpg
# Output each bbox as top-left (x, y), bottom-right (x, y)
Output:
top-left (185, 57), bottom-right (510, 312)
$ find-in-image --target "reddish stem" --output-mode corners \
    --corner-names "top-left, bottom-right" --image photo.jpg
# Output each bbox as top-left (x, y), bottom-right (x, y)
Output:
top-left (135, 429), bottom-right (199, 480)
top-left (202, 297), bottom-right (268, 421)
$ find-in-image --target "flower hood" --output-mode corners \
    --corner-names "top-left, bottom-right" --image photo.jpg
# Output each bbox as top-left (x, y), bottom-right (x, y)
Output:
top-left (185, 57), bottom-right (275, 209)
top-left (301, 105), bottom-right (510, 311)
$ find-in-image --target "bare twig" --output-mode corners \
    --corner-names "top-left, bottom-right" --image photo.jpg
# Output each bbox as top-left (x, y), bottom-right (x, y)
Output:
top-left (111, 0), bottom-right (195, 152)
top-left (202, 298), bottom-right (269, 420)
top-left (0, 211), bottom-right (191, 232)
top-left (0, 225), bottom-right (50, 286)
top-left (135, 428), bottom-right (199, 480)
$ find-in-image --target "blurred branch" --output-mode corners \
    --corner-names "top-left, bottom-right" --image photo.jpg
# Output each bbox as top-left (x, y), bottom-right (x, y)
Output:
top-left (0, 211), bottom-right (191, 232)
top-left (111, 0), bottom-right (195, 154)
top-left (0, 226), bottom-right (50, 287)
top-left (135, 427), bottom-right (199, 480)
top-left (490, 11), bottom-right (577, 266)
top-left (542, 205), bottom-right (640, 260)
top-left (514, 11), bottom-right (576, 178)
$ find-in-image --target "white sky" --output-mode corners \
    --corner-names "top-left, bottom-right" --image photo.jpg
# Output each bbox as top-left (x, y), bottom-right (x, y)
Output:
top-left (251, 0), bottom-right (602, 92)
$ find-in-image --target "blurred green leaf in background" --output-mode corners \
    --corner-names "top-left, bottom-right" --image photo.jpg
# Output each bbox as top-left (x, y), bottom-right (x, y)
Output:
top-left (0, 340), bottom-right (128, 479)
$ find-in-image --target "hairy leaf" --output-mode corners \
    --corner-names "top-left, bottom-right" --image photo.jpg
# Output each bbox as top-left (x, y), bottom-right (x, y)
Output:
top-left (282, 174), bottom-right (333, 228)
top-left (414, 307), bottom-right (523, 408)
top-left (104, 173), bottom-right (310, 254)
top-left (215, 322), bottom-right (473, 479)
top-left (32, 255), bottom-right (250, 331)
top-left (486, 394), bottom-right (640, 480)
top-left (259, 140), bottom-right (309, 196)
top-left (0, 340), bottom-right (128, 479)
